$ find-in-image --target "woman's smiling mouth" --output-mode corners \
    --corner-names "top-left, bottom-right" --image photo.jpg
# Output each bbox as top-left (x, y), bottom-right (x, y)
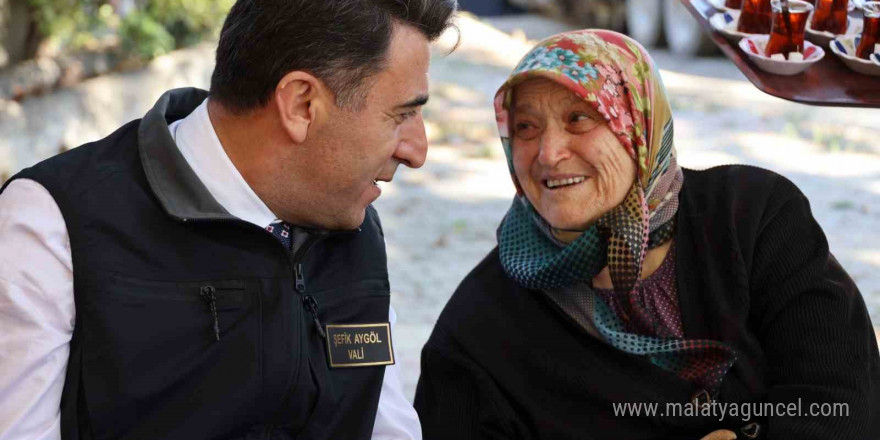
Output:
top-left (545, 176), bottom-right (587, 189)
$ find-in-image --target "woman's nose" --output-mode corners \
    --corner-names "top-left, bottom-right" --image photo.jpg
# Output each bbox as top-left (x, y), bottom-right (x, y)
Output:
top-left (536, 126), bottom-right (571, 167)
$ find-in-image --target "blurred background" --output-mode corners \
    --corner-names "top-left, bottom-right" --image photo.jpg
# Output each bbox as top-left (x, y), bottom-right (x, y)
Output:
top-left (1, 0), bottom-right (878, 399)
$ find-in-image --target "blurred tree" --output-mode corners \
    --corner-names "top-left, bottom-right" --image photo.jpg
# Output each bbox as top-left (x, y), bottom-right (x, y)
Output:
top-left (1, 0), bottom-right (232, 65)
top-left (1, 0), bottom-right (46, 64)
top-left (27, 0), bottom-right (112, 53)
top-left (119, 9), bottom-right (173, 59)
top-left (143, 0), bottom-right (234, 48)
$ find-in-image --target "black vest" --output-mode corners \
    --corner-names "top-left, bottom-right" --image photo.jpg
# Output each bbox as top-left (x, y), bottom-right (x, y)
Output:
top-left (1, 88), bottom-right (391, 439)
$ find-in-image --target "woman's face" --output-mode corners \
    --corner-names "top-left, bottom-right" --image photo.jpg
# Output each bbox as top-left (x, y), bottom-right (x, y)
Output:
top-left (511, 78), bottom-right (636, 233)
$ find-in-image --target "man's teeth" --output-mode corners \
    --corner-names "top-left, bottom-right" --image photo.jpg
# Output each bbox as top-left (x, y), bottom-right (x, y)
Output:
top-left (546, 176), bottom-right (586, 188)
top-left (372, 180), bottom-right (378, 185)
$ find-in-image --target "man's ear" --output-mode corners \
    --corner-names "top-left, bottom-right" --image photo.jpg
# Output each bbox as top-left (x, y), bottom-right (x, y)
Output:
top-left (275, 71), bottom-right (323, 144)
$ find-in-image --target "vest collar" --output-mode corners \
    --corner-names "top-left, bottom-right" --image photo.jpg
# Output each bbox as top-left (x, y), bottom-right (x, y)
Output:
top-left (138, 88), bottom-right (237, 222)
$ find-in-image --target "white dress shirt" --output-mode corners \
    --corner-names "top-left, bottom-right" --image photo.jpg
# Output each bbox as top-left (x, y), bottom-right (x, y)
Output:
top-left (0, 99), bottom-right (421, 440)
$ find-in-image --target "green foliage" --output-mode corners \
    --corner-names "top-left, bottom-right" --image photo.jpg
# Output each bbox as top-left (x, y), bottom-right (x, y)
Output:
top-left (26, 0), bottom-right (232, 61)
top-left (144, 0), bottom-right (236, 47)
top-left (27, 0), bottom-right (113, 51)
top-left (119, 10), bottom-right (175, 60)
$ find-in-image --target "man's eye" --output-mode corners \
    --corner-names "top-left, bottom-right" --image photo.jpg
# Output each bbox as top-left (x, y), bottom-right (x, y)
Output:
top-left (396, 109), bottom-right (419, 124)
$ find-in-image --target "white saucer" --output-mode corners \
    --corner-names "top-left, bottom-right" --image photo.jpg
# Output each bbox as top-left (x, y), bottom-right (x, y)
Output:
top-left (708, 0), bottom-right (737, 11)
top-left (739, 35), bottom-right (826, 75)
top-left (806, 15), bottom-right (863, 48)
top-left (830, 35), bottom-right (880, 75)
top-left (710, 11), bottom-right (764, 44)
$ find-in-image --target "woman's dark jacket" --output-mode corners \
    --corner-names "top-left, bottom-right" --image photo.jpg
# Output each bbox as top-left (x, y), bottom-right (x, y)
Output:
top-left (414, 165), bottom-right (880, 440)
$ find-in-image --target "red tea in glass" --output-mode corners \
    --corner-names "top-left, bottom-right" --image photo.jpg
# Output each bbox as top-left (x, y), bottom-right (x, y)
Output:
top-left (856, 2), bottom-right (880, 59)
top-left (738, 0), bottom-right (773, 34)
top-left (765, 0), bottom-right (813, 57)
top-left (725, 0), bottom-right (743, 9)
top-left (810, 0), bottom-right (848, 34)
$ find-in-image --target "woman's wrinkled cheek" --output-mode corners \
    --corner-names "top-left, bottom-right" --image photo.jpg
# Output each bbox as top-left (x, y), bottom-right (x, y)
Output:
top-left (511, 144), bottom-right (534, 196)
top-left (591, 152), bottom-right (616, 197)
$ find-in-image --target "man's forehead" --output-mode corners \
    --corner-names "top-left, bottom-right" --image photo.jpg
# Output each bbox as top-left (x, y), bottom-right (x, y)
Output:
top-left (373, 24), bottom-right (430, 108)
top-left (373, 70), bottom-right (429, 112)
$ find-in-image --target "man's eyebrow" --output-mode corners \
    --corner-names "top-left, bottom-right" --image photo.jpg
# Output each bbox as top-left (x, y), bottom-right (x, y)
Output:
top-left (396, 95), bottom-right (429, 110)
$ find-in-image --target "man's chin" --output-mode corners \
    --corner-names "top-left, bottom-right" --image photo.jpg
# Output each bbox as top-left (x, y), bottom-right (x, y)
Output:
top-left (324, 209), bottom-right (367, 232)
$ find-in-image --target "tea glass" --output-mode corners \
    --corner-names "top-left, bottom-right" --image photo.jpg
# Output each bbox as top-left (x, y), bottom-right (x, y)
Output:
top-left (765, 0), bottom-right (814, 57)
top-left (856, 1), bottom-right (880, 59)
top-left (738, 0), bottom-right (774, 34)
top-left (810, 0), bottom-right (849, 34)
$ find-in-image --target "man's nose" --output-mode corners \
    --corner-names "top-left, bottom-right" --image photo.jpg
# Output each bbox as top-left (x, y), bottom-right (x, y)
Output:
top-left (395, 113), bottom-right (428, 169)
top-left (537, 125), bottom-right (571, 167)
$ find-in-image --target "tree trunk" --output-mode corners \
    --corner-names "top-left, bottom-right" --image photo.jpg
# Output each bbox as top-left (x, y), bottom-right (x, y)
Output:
top-left (0, 0), bottom-right (8, 67)
top-left (3, 0), bottom-right (45, 66)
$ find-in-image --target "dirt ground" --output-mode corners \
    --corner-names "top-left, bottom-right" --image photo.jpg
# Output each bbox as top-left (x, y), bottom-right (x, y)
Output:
top-left (376, 13), bottom-right (880, 399)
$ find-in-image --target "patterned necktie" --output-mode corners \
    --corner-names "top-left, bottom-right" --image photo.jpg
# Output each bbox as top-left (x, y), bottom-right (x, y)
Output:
top-left (266, 221), bottom-right (293, 253)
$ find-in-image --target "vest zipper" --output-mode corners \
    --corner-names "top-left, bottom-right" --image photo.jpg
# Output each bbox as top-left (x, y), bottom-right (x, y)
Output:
top-left (199, 285), bottom-right (220, 341)
top-left (289, 232), bottom-right (329, 340)
top-left (303, 295), bottom-right (326, 338)
top-left (286, 228), bottom-right (357, 339)
top-left (268, 228), bottom-right (353, 431)
top-left (294, 262), bottom-right (306, 292)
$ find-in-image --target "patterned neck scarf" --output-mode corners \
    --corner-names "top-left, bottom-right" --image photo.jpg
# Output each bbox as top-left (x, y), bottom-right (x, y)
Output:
top-left (495, 30), bottom-right (735, 392)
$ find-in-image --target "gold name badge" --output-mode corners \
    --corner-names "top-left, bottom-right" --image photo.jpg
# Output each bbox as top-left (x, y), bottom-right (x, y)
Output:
top-left (325, 323), bottom-right (395, 368)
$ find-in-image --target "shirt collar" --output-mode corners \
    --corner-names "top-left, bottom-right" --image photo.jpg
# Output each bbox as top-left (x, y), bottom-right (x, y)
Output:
top-left (169, 98), bottom-right (278, 229)
top-left (139, 88), bottom-right (230, 222)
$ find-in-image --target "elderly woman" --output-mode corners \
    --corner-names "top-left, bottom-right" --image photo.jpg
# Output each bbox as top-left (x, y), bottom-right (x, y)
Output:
top-left (413, 30), bottom-right (880, 440)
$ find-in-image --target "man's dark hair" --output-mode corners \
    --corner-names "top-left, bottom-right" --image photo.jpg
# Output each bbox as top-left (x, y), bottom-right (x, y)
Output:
top-left (210, 0), bottom-right (457, 113)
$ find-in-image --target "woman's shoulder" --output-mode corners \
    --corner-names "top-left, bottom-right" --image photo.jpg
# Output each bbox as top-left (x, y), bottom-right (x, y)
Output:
top-left (429, 248), bottom-right (524, 336)
top-left (442, 248), bottom-right (515, 312)
top-left (680, 164), bottom-right (807, 216)
top-left (454, 247), bottom-right (510, 293)
top-left (683, 164), bottom-right (799, 193)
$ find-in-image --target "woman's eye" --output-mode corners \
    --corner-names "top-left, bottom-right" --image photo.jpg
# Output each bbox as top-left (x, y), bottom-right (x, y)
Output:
top-left (570, 113), bottom-right (592, 123)
top-left (513, 121), bottom-right (539, 140)
top-left (515, 122), bottom-right (533, 131)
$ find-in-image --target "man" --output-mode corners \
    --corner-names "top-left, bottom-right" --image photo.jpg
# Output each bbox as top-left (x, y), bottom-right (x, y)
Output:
top-left (0, 0), bottom-right (456, 438)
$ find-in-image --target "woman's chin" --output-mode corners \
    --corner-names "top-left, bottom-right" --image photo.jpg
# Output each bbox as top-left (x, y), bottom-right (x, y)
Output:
top-left (542, 211), bottom-right (601, 233)
top-left (533, 191), bottom-right (607, 232)
top-left (550, 228), bottom-right (584, 244)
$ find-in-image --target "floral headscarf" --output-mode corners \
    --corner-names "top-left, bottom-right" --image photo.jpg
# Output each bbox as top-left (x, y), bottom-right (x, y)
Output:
top-left (495, 30), bottom-right (735, 392)
top-left (496, 29), bottom-right (682, 307)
